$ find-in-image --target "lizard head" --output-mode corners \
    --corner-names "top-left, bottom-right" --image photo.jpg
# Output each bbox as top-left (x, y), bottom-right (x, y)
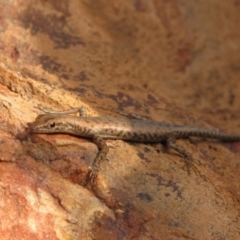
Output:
top-left (29, 114), bottom-right (93, 137)
top-left (30, 114), bottom-right (66, 133)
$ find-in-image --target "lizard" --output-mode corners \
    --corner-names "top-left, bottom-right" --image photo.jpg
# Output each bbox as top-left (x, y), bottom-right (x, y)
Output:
top-left (30, 106), bottom-right (240, 183)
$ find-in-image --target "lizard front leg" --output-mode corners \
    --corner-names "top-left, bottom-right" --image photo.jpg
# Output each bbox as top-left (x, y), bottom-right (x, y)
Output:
top-left (89, 135), bottom-right (109, 184)
top-left (39, 106), bottom-right (88, 117)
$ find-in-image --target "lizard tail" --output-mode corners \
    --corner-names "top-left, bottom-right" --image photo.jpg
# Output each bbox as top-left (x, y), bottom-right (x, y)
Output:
top-left (177, 128), bottom-right (240, 142)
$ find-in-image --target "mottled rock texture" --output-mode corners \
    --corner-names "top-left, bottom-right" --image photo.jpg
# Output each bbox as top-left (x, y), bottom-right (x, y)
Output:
top-left (0, 1), bottom-right (239, 239)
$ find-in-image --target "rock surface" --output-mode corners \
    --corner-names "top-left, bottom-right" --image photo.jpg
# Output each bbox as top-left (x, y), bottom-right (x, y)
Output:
top-left (0, 1), bottom-right (240, 239)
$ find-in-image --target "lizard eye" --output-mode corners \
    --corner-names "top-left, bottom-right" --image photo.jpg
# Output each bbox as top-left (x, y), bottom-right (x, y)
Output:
top-left (50, 122), bottom-right (55, 128)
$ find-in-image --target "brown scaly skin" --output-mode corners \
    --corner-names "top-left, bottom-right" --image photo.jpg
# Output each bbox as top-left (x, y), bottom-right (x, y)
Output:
top-left (30, 107), bottom-right (240, 182)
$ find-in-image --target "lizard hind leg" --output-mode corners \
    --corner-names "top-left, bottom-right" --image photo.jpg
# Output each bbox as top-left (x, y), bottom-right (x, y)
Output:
top-left (118, 110), bottom-right (149, 120)
top-left (166, 136), bottom-right (193, 174)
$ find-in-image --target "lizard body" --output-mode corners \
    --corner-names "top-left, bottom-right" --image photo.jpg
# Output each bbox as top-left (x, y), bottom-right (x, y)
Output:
top-left (30, 107), bottom-right (240, 181)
